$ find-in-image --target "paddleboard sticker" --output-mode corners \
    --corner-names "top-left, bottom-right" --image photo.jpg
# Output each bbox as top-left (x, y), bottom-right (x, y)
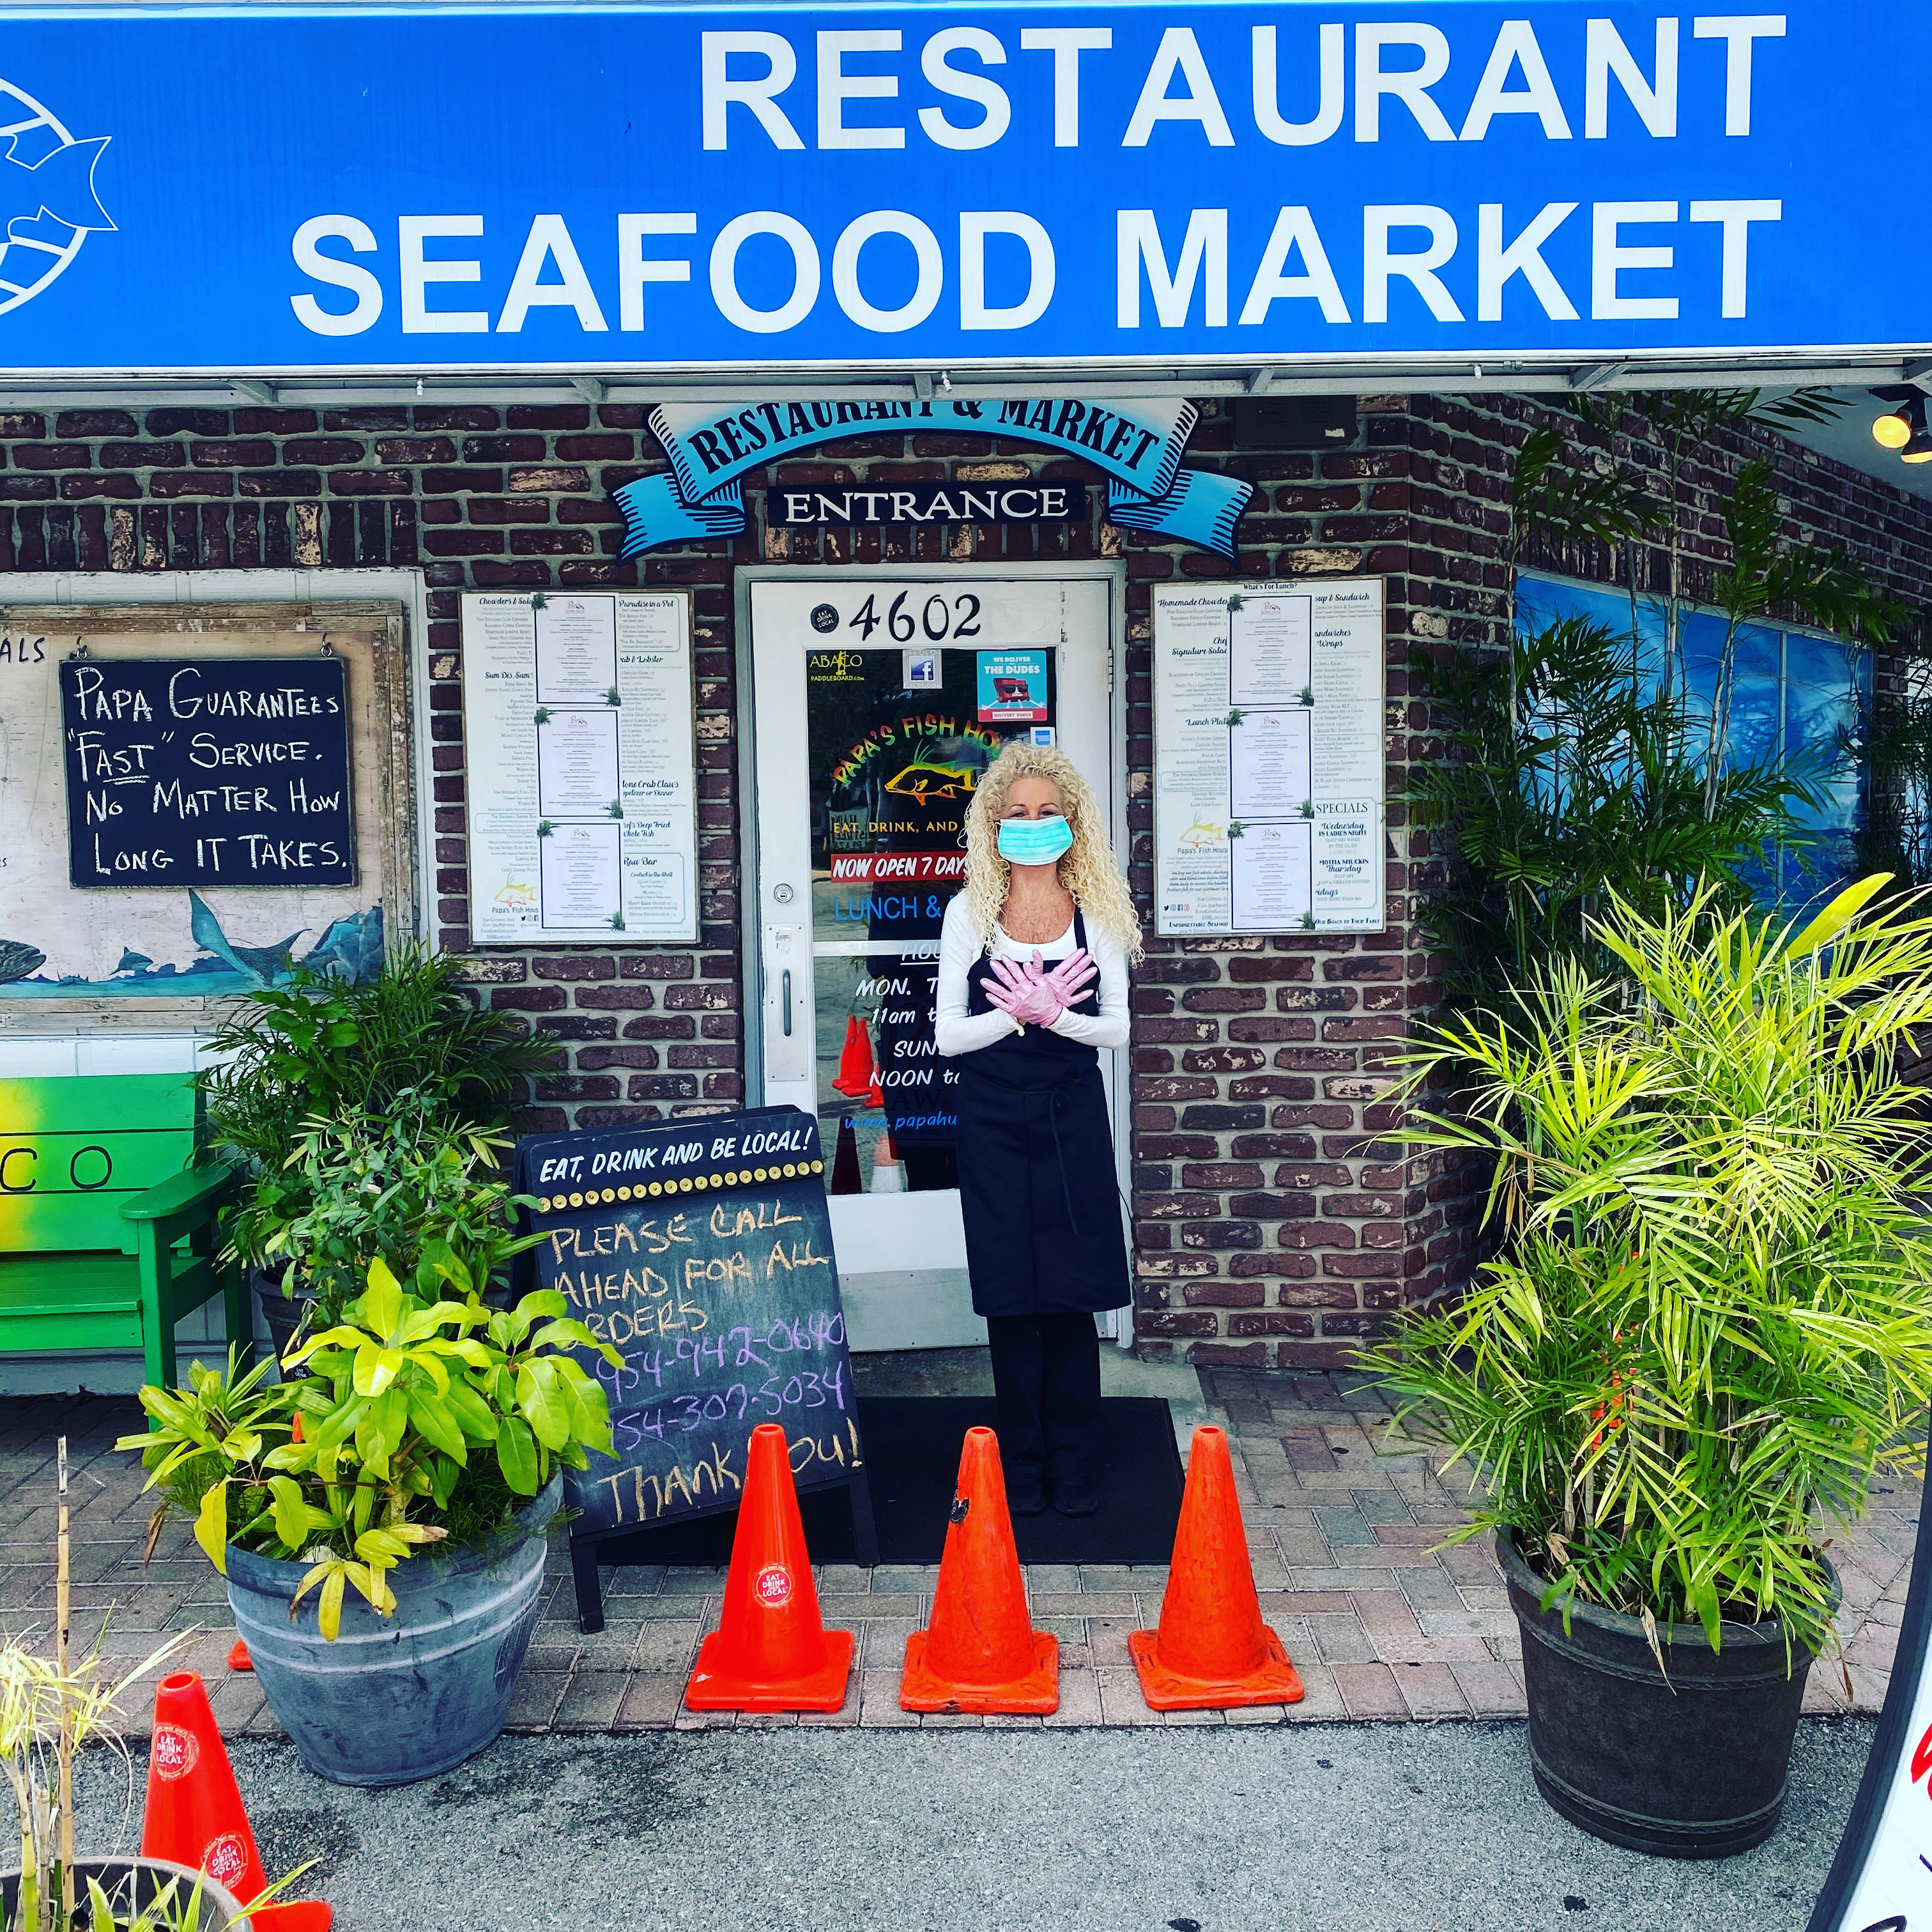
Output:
top-left (755, 1564), bottom-right (793, 1607)
top-left (150, 1724), bottom-right (199, 1781)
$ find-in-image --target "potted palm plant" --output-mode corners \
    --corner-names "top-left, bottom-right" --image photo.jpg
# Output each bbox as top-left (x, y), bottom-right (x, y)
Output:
top-left (119, 1259), bottom-right (620, 1788)
top-left (197, 946), bottom-right (556, 1365)
top-left (1368, 877), bottom-right (1932, 1857)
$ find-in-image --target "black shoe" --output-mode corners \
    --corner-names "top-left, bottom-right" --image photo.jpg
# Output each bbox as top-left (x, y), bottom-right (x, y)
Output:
top-left (1050, 1475), bottom-right (1100, 1517)
top-left (1007, 1466), bottom-right (1048, 1515)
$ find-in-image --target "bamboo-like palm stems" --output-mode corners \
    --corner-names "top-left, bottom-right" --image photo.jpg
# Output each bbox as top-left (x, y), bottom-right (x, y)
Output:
top-left (1367, 877), bottom-right (1932, 1661)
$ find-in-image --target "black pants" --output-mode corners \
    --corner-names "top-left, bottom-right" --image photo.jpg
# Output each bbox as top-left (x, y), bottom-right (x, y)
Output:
top-left (986, 1312), bottom-right (1102, 1482)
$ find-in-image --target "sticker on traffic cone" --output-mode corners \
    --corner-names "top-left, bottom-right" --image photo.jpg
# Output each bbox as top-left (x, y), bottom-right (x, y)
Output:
top-left (901, 1427), bottom-right (1057, 1714)
top-left (684, 1423), bottom-right (854, 1711)
top-left (142, 1670), bottom-right (333, 1930)
top-left (1128, 1425), bottom-right (1305, 1710)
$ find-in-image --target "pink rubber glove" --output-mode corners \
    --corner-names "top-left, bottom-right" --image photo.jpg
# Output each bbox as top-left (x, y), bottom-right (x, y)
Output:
top-left (985, 951), bottom-right (1064, 1026)
top-left (1038, 948), bottom-right (1098, 1011)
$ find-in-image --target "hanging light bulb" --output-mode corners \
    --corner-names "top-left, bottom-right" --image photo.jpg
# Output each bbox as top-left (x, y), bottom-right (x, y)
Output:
top-left (1874, 408), bottom-right (1913, 450)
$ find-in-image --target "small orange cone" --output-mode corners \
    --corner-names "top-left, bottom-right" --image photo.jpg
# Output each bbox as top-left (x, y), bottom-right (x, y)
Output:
top-left (684, 1423), bottom-right (854, 1711)
top-left (1128, 1425), bottom-right (1305, 1710)
top-left (901, 1427), bottom-right (1057, 1713)
top-left (831, 1015), bottom-right (876, 1097)
top-left (226, 1639), bottom-right (252, 1672)
top-left (142, 1670), bottom-right (333, 1930)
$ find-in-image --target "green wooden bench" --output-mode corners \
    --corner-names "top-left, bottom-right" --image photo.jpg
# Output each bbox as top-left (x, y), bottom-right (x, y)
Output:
top-left (0, 1072), bottom-right (249, 1392)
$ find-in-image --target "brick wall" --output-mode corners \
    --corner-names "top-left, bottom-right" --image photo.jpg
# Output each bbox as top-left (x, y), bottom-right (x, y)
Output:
top-left (2, 388), bottom-right (1925, 1368)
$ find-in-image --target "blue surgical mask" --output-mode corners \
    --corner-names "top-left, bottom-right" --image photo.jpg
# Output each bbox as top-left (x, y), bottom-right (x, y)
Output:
top-left (997, 816), bottom-right (1074, 866)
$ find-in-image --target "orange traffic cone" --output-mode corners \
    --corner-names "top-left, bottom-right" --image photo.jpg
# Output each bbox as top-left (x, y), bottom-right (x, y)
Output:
top-left (831, 1015), bottom-right (876, 1097)
top-left (226, 1639), bottom-right (252, 1672)
top-left (1128, 1426), bottom-right (1306, 1710)
top-left (901, 1427), bottom-right (1057, 1713)
top-left (684, 1423), bottom-right (854, 1711)
top-left (142, 1671), bottom-right (333, 1929)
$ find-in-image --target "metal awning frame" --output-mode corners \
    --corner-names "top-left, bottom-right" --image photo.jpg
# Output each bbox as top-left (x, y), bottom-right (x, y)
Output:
top-left (5, 349), bottom-right (1931, 411)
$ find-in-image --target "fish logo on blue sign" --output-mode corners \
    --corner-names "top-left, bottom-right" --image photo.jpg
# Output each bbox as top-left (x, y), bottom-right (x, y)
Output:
top-left (0, 79), bottom-right (112, 316)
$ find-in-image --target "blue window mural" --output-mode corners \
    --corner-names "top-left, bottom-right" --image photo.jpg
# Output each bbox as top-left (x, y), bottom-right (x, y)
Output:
top-left (1515, 572), bottom-right (1871, 908)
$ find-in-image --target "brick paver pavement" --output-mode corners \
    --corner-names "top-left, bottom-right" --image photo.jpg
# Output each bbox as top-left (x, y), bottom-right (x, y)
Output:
top-left (2, 1367), bottom-right (1917, 1735)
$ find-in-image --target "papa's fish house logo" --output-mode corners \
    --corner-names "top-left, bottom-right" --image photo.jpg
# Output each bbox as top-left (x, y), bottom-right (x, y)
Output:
top-left (0, 79), bottom-right (112, 314)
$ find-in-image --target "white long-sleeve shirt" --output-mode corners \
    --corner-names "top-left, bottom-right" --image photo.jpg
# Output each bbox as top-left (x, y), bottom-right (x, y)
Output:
top-left (933, 891), bottom-right (1130, 1057)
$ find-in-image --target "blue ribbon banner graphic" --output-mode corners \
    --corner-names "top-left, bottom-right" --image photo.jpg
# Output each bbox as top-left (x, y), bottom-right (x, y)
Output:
top-left (615, 396), bottom-right (1251, 556)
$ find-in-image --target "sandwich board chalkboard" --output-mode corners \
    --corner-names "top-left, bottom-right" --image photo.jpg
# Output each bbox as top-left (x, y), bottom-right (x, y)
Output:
top-left (514, 1105), bottom-right (875, 1632)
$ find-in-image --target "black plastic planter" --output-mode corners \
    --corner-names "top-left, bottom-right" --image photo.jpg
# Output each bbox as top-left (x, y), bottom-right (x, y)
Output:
top-left (1499, 1531), bottom-right (1837, 1859)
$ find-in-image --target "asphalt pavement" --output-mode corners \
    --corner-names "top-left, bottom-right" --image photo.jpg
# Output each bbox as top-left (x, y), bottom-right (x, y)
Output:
top-left (73, 1716), bottom-right (1871, 1932)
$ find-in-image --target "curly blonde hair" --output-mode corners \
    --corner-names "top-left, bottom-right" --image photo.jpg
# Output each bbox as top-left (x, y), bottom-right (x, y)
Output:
top-left (961, 742), bottom-right (1144, 962)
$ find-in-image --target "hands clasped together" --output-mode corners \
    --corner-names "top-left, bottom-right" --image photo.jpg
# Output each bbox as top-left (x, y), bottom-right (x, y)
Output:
top-left (983, 947), bottom-right (1098, 1029)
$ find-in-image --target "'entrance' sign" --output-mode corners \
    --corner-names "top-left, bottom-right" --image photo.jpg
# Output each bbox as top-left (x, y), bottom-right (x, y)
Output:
top-left (764, 481), bottom-right (1087, 530)
top-left (515, 1105), bottom-right (875, 1627)
top-left (59, 656), bottom-right (354, 889)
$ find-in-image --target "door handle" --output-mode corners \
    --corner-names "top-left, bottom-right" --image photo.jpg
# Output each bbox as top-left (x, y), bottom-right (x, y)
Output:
top-left (781, 969), bottom-right (793, 1036)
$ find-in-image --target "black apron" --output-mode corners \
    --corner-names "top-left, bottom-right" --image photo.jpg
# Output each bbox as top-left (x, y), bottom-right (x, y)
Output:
top-left (955, 909), bottom-right (1130, 1318)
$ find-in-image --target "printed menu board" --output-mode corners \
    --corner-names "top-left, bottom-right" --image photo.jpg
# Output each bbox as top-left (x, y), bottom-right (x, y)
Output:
top-left (462, 591), bottom-right (698, 943)
top-left (1153, 579), bottom-right (1384, 936)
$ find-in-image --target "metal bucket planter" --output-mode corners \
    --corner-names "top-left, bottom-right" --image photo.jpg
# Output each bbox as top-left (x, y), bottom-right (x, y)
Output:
top-left (1500, 1530), bottom-right (1837, 1858)
top-left (1, 1856), bottom-right (245, 1929)
top-left (225, 1473), bottom-right (560, 1788)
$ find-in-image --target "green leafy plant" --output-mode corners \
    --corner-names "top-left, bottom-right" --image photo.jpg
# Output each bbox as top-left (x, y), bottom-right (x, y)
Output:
top-left (238, 1094), bottom-right (537, 1329)
top-left (120, 1259), bottom-right (620, 1641)
top-left (198, 946), bottom-right (556, 1282)
top-left (1843, 683), bottom-right (1932, 893)
top-left (201, 946), bottom-right (551, 1177)
top-left (1367, 877), bottom-right (1932, 1662)
top-left (1409, 395), bottom-right (1904, 1004)
top-left (1409, 615), bottom-right (1825, 1000)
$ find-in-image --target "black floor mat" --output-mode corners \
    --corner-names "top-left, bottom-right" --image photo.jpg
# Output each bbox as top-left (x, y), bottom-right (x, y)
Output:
top-left (584, 1395), bottom-right (1184, 1568)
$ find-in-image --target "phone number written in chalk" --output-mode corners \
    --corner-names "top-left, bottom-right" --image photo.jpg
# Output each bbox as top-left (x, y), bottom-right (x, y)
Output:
top-left (610, 1363), bottom-right (848, 1453)
top-left (595, 1314), bottom-right (847, 1406)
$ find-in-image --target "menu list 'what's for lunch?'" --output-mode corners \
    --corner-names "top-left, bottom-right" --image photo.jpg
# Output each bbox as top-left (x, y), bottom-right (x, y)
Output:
top-left (462, 592), bottom-right (698, 943)
top-left (1153, 579), bottom-right (1384, 937)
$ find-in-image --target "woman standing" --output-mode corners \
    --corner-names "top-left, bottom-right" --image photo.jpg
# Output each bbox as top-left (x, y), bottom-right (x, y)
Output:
top-left (935, 742), bottom-right (1141, 1517)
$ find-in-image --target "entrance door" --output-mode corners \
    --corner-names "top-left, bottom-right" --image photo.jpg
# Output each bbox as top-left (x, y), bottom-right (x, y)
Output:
top-left (747, 570), bottom-right (1118, 1351)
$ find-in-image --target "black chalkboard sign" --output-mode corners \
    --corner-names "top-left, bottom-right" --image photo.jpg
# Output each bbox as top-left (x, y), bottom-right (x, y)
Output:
top-left (514, 1105), bottom-right (875, 1630)
top-left (61, 656), bottom-right (355, 888)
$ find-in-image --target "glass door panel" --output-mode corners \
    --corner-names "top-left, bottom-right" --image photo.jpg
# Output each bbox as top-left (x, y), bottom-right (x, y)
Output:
top-left (749, 574), bottom-right (1114, 1349)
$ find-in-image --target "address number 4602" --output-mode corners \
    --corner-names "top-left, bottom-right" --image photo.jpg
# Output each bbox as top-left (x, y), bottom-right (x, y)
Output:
top-left (831, 592), bottom-right (983, 643)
